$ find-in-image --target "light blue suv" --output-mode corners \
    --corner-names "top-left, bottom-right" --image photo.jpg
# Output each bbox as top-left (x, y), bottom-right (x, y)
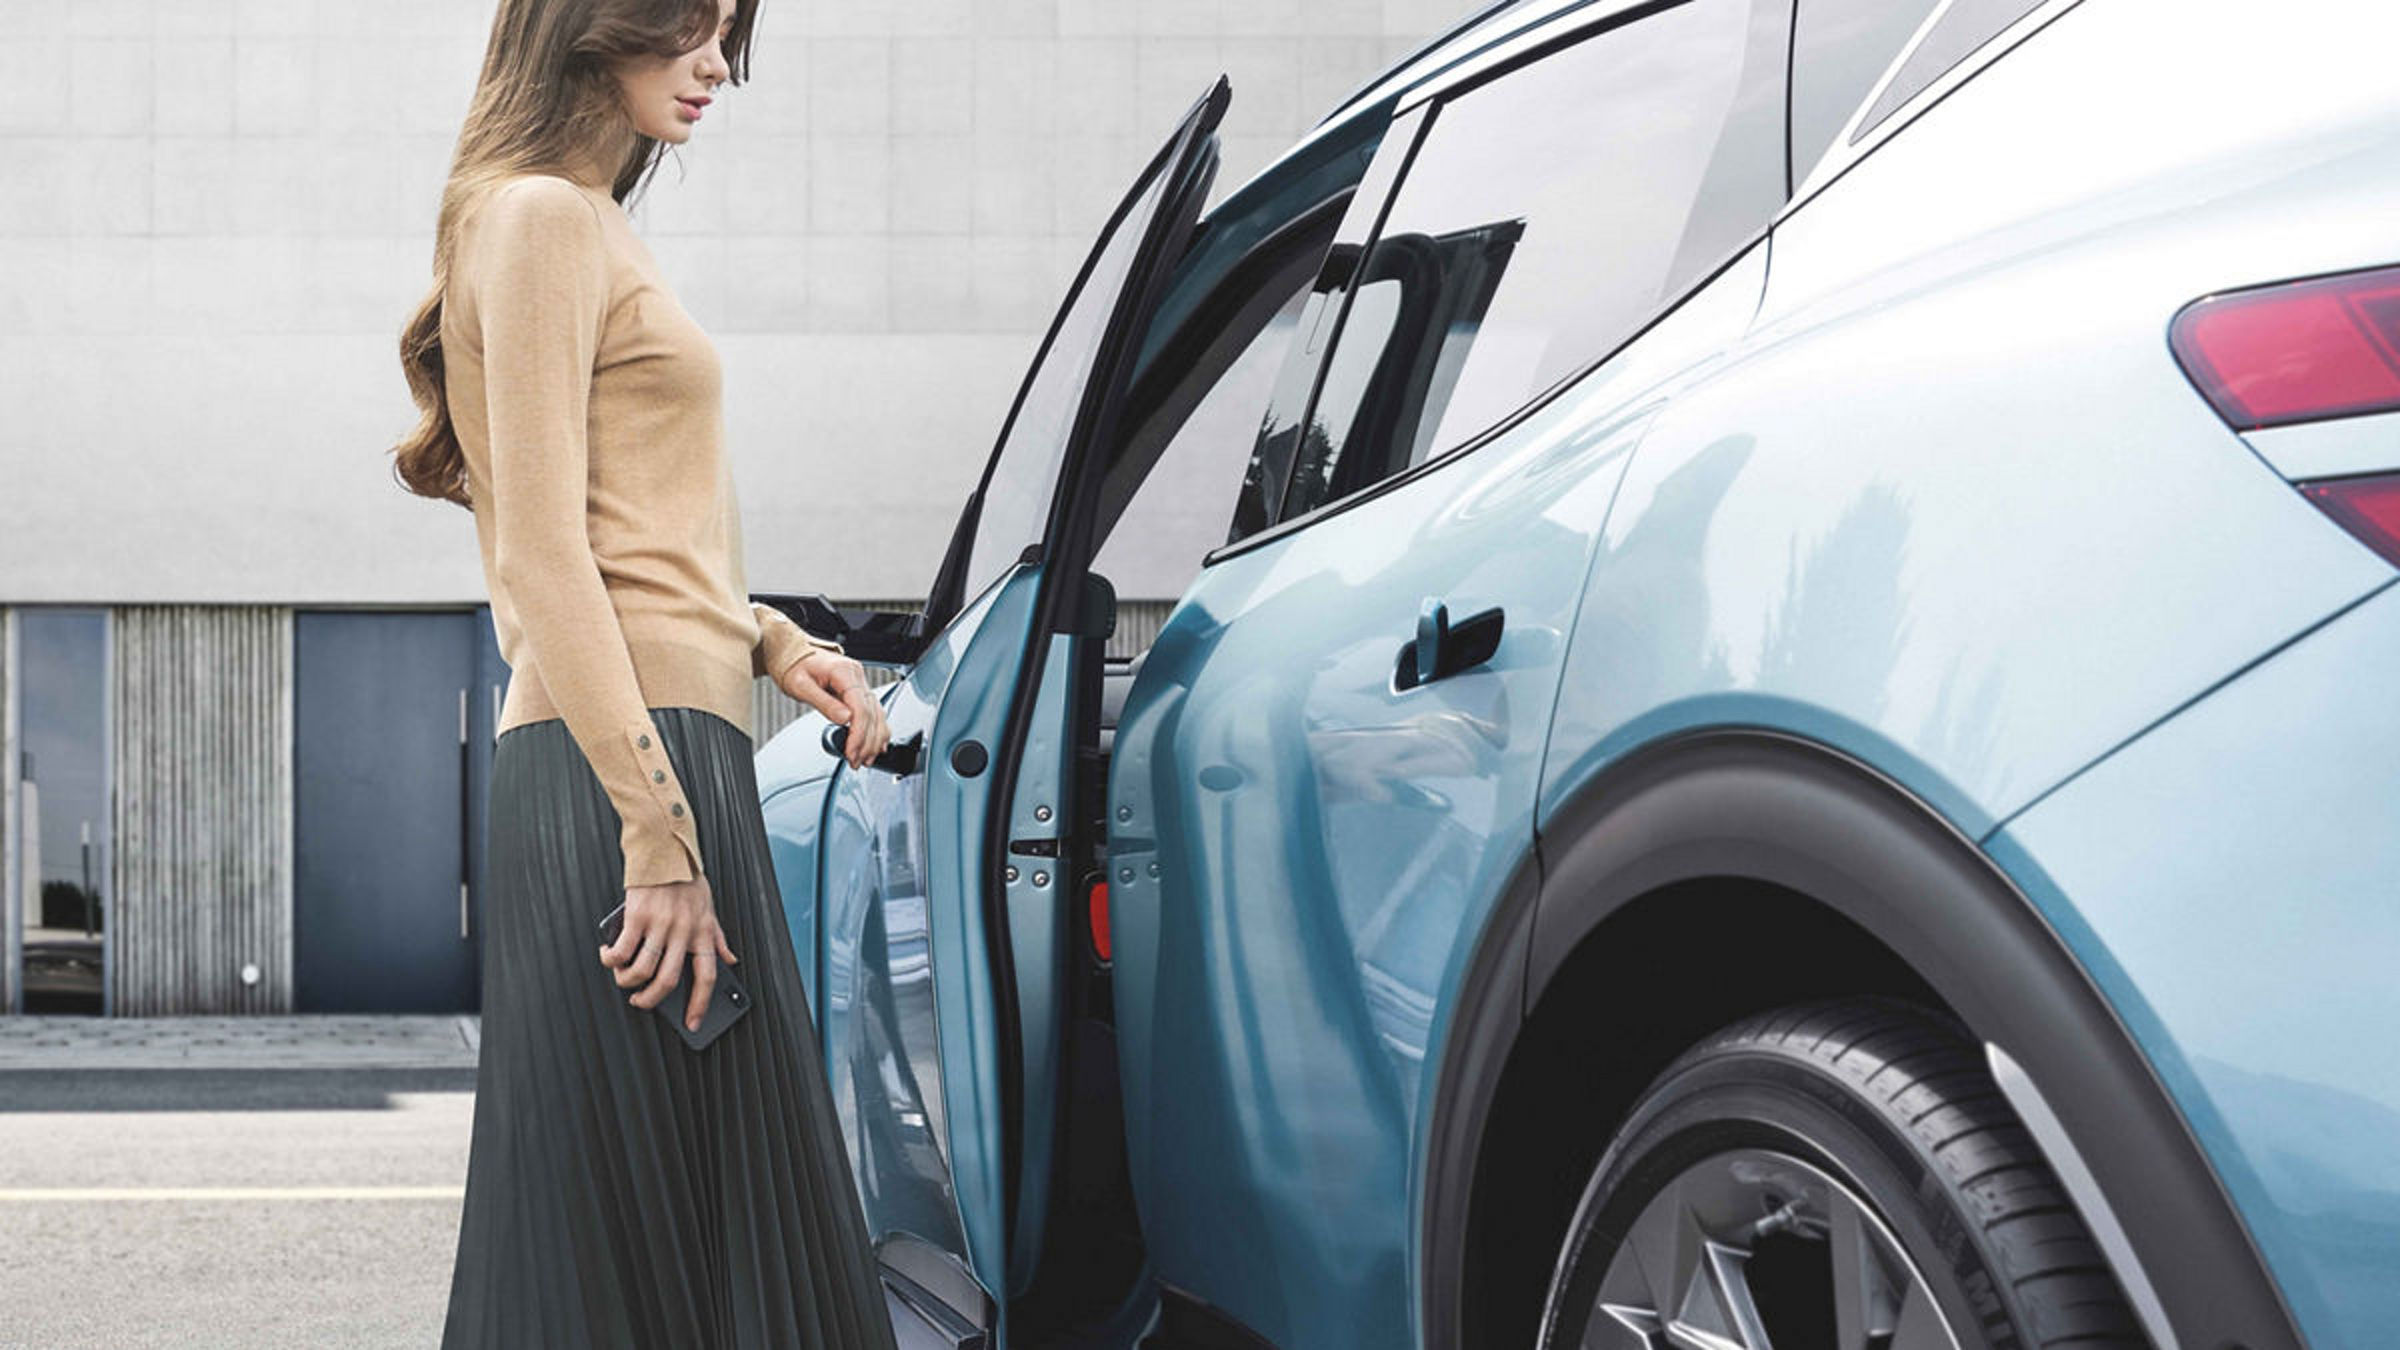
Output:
top-left (751, 1), bottom-right (2400, 1346)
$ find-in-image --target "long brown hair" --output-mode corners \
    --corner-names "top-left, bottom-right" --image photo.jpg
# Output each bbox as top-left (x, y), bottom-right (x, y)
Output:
top-left (390, 0), bottom-right (758, 507)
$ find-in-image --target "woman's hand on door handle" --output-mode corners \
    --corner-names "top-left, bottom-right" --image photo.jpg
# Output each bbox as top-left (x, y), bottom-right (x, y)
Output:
top-left (778, 649), bottom-right (891, 769)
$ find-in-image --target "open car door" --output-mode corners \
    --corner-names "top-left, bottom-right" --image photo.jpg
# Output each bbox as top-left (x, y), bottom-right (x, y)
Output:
top-left (805, 79), bottom-right (1228, 1349)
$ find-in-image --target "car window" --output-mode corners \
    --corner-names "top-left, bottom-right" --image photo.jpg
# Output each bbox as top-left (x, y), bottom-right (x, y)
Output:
top-left (1275, 0), bottom-right (1793, 525)
top-left (1090, 277), bottom-right (1316, 608)
top-left (1288, 276), bottom-right (1403, 513)
top-left (1233, 258), bottom-right (1354, 541)
top-left (1085, 134), bottom-right (1371, 605)
top-left (1790, 0), bottom-right (1943, 184)
top-left (958, 165), bottom-right (1175, 609)
top-left (1851, 0), bottom-right (2048, 144)
top-left (1225, 106), bottom-right (1427, 548)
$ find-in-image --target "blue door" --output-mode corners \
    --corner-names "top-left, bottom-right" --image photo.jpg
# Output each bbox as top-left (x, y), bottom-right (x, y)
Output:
top-left (814, 82), bottom-right (1229, 1348)
top-left (294, 609), bottom-right (503, 1011)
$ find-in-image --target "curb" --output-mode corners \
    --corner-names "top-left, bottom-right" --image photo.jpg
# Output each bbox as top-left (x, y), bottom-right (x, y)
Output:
top-left (0, 1014), bottom-right (483, 1073)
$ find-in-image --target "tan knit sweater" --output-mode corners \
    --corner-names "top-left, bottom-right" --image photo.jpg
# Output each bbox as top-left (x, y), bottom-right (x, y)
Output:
top-left (442, 171), bottom-right (842, 889)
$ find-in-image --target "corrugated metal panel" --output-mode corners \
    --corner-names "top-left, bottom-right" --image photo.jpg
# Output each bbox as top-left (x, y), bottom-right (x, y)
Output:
top-left (750, 677), bottom-right (805, 750)
top-left (1110, 600), bottom-right (1174, 659)
top-left (110, 605), bottom-right (293, 1015)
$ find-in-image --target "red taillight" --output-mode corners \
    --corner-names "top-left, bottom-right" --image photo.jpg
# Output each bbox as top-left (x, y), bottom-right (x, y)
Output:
top-left (1087, 880), bottom-right (1111, 964)
top-left (2170, 265), bottom-right (2400, 430)
top-left (2299, 474), bottom-right (2400, 567)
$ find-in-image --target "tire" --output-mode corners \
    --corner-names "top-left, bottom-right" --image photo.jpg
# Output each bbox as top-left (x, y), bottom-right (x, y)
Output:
top-left (1536, 996), bottom-right (2146, 1349)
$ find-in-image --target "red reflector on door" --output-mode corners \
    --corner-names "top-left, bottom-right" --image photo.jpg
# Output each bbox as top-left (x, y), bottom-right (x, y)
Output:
top-left (1088, 880), bottom-right (1112, 963)
top-left (2171, 265), bottom-right (2400, 430)
top-left (2299, 473), bottom-right (2400, 568)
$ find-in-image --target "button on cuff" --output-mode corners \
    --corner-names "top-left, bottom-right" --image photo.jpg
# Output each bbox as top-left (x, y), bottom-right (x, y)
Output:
top-left (622, 718), bottom-right (705, 883)
top-left (625, 720), bottom-right (690, 821)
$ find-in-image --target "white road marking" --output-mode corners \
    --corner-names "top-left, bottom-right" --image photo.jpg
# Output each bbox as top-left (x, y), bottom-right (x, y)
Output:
top-left (0, 1186), bottom-right (464, 1201)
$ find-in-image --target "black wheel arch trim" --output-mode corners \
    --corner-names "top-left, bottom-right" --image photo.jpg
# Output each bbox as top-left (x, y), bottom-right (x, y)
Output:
top-left (1419, 727), bottom-right (2302, 1350)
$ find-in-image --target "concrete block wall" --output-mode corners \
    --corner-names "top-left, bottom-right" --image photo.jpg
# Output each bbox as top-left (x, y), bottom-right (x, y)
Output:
top-left (0, 0), bottom-right (1470, 606)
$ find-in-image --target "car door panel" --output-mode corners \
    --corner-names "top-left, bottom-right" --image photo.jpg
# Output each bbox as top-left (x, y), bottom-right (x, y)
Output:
top-left (1108, 239), bottom-right (1772, 1347)
top-left (817, 569), bottom-right (1019, 1295)
top-left (1107, 403), bottom-right (1644, 1349)
top-left (998, 627), bottom-right (1081, 1289)
top-left (807, 80), bottom-right (1232, 1343)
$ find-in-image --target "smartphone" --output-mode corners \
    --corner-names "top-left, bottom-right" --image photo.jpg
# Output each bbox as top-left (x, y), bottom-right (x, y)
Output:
top-left (597, 901), bottom-right (751, 1051)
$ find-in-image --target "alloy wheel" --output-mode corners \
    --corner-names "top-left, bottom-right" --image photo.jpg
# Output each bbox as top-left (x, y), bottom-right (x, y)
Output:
top-left (1559, 1145), bottom-right (1961, 1350)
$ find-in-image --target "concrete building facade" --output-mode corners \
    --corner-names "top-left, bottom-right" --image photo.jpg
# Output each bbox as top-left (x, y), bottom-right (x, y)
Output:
top-left (0, 0), bottom-right (1464, 1014)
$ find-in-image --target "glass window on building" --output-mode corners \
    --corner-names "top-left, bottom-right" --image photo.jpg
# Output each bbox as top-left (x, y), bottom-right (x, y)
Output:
top-left (16, 608), bottom-right (109, 1014)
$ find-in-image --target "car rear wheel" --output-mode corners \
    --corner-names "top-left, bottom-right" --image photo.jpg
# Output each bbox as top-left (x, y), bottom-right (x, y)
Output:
top-left (1536, 997), bottom-right (2145, 1349)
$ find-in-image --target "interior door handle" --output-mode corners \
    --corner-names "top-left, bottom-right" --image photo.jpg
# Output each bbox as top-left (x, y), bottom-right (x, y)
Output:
top-left (1398, 599), bottom-right (1506, 691)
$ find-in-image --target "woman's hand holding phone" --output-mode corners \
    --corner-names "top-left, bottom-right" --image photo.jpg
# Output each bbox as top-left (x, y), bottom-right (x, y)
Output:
top-left (597, 875), bottom-right (738, 1033)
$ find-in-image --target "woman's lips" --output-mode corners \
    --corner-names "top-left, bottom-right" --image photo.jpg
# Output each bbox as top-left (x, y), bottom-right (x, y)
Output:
top-left (677, 97), bottom-right (706, 120)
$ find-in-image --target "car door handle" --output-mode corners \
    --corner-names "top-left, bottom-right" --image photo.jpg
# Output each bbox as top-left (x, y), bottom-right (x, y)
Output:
top-left (824, 724), bottom-right (924, 776)
top-left (1397, 598), bottom-right (1505, 691)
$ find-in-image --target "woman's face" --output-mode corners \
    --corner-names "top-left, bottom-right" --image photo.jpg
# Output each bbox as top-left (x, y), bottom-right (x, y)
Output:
top-left (612, 0), bottom-right (736, 145)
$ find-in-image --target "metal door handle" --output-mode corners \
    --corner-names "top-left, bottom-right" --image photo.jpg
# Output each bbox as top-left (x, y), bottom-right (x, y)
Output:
top-left (1398, 599), bottom-right (1506, 691)
top-left (824, 724), bottom-right (924, 776)
top-left (458, 687), bottom-right (472, 940)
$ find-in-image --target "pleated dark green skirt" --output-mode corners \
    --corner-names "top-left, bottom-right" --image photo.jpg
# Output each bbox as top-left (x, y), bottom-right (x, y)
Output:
top-left (442, 706), bottom-right (898, 1350)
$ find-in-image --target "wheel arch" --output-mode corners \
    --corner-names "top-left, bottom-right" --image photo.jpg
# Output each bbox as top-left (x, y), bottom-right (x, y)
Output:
top-left (1419, 729), bottom-right (2301, 1350)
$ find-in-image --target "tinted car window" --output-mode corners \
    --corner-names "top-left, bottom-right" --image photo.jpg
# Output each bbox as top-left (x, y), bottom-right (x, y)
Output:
top-left (1230, 107), bottom-right (1428, 546)
top-left (1091, 278), bottom-right (1315, 606)
top-left (1852, 0), bottom-right (2048, 143)
top-left (1790, 0), bottom-right (1943, 183)
top-left (1280, 0), bottom-right (1793, 523)
top-left (1085, 138), bottom-right (1357, 603)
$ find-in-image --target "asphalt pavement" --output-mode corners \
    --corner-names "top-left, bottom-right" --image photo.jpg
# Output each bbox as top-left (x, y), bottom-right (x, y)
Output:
top-left (0, 1014), bottom-right (485, 1348)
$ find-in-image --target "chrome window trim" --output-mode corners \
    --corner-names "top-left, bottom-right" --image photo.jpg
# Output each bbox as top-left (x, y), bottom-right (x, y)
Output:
top-left (1273, 0), bottom-right (1654, 174)
top-left (1390, 0), bottom-right (1689, 117)
top-left (1312, 0), bottom-right (1607, 135)
top-left (1787, 0), bottom-right (2091, 209)
top-left (1314, 0), bottom-right (1554, 129)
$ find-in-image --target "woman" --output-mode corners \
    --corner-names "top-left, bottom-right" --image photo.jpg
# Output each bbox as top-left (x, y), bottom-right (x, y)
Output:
top-left (388, 0), bottom-right (899, 1344)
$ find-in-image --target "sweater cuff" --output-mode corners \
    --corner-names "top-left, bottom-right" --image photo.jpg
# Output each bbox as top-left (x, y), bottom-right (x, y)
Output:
top-left (618, 719), bottom-right (705, 887)
top-left (753, 602), bottom-right (847, 684)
